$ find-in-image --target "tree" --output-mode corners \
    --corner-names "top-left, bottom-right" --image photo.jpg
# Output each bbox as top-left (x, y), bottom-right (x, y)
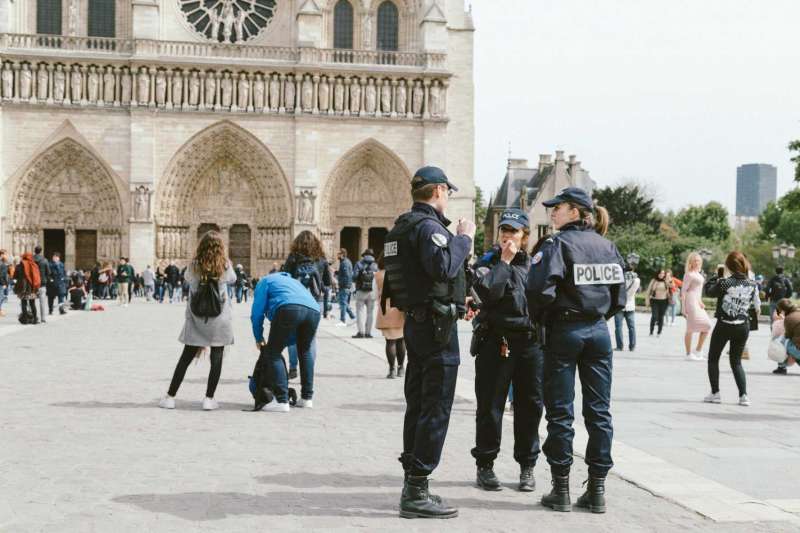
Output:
top-left (759, 189), bottom-right (800, 240)
top-left (789, 140), bottom-right (800, 183)
top-left (592, 184), bottom-right (660, 231)
top-left (674, 202), bottom-right (730, 243)
top-left (473, 186), bottom-right (487, 253)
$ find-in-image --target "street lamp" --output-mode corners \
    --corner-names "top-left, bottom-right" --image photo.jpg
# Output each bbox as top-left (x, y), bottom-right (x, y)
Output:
top-left (772, 242), bottom-right (796, 265)
top-left (626, 252), bottom-right (640, 270)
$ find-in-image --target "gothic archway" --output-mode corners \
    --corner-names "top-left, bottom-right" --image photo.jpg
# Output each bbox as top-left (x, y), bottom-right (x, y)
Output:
top-left (155, 121), bottom-right (292, 274)
top-left (9, 138), bottom-right (125, 270)
top-left (320, 139), bottom-right (411, 258)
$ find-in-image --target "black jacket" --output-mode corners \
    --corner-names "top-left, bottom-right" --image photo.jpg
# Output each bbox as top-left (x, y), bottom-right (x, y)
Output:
top-left (705, 274), bottom-right (759, 324)
top-left (472, 247), bottom-right (533, 333)
top-left (0, 260), bottom-right (8, 286)
top-left (33, 253), bottom-right (51, 283)
top-left (766, 274), bottom-right (794, 302)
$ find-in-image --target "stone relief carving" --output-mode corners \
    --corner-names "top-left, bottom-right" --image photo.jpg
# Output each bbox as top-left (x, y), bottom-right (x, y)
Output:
top-left (318, 77), bottom-right (329, 112)
top-left (396, 81), bottom-right (407, 115)
top-left (365, 79), bottom-right (377, 114)
top-left (155, 71), bottom-right (167, 105)
top-left (296, 189), bottom-right (316, 224)
top-left (137, 67), bottom-right (150, 104)
top-left (412, 80), bottom-right (424, 115)
top-left (349, 78), bottom-right (361, 114)
top-left (284, 75), bottom-right (295, 110)
top-left (189, 72), bottom-right (200, 105)
top-left (253, 76), bottom-right (265, 109)
top-left (269, 74), bottom-right (280, 110)
top-left (132, 185), bottom-right (152, 221)
top-left (238, 73), bottom-right (250, 109)
top-left (37, 66), bottom-right (49, 100)
top-left (53, 65), bottom-right (66, 101)
top-left (205, 73), bottom-right (217, 106)
top-left (381, 81), bottom-right (392, 114)
top-left (172, 72), bottom-right (183, 107)
top-left (68, 0), bottom-right (79, 36)
top-left (430, 82), bottom-right (441, 117)
top-left (19, 64), bottom-right (32, 100)
top-left (334, 78), bottom-right (344, 112)
top-left (87, 67), bottom-right (99, 102)
top-left (103, 68), bottom-right (115, 103)
top-left (1, 65), bottom-right (12, 98)
top-left (301, 76), bottom-right (313, 111)
top-left (70, 66), bottom-right (82, 102)
top-left (221, 73), bottom-right (233, 107)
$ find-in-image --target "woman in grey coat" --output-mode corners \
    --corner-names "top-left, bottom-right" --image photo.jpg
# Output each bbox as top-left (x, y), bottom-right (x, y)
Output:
top-left (159, 231), bottom-right (236, 411)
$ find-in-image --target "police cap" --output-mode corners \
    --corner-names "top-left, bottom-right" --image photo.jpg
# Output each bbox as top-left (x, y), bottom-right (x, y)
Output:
top-left (498, 208), bottom-right (529, 230)
top-left (412, 166), bottom-right (459, 192)
top-left (542, 186), bottom-right (593, 210)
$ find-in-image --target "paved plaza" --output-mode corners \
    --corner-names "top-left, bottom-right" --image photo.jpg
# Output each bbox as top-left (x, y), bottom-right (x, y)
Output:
top-left (2, 297), bottom-right (800, 532)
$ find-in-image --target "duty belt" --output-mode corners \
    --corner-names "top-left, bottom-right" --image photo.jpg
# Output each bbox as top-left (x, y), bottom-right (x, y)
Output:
top-left (552, 310), bottom-right (602, 323)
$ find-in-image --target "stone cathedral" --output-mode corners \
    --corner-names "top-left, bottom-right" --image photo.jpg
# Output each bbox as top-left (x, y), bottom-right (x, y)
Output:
top-left (0, 0), bottom-right (475, 275)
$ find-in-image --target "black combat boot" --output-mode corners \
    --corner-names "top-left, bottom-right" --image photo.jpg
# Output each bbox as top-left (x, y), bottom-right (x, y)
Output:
top-left (400, 475), bottom-right (458, 519)
top-left (476, 465), bottom-right (502, 491)
top-left (518, 464), bottom-right (536, 492)
top-left (541, 469), bottom-right (571, 512)
top-left (576, 476), bottom-right (606, 514)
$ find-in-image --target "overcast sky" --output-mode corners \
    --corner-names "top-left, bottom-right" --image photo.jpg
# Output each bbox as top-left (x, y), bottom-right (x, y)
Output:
top-left (471, 0), bottom-right (800, 212)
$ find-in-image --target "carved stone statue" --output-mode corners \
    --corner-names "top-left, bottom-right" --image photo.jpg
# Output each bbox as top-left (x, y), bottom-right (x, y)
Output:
top-left (209, 10), bottom-right (221, 42)
top-left (137, 68), bottom-right (150, 104)
top-left (412, 81), bottom-right (424, 116)
top-left (363, 14), bottom-right (373, 49)
top-left (133, 185), bottom-right (150, 221)
top-left (103, 68), bottom-right (115, 102)
top-left (221, 73), bottom-right (232, 107)
top-left (269, 74), bottom-right (280, 110)
top-left (205, 74), bottom-right (216, 106)
top-left (19, 64), bottom-right (32, 100)
top-left (120, 70), bottom-right (131, 103)
top-left (238, 73), bottom-right (250, 109)
top-left (68, 0), bottom-right (79, 36)
top-left (1, 66), bottom-right (12, 98)
top-left (53, 65), bottom-right (66, 101)
top-left (155, 71), bottom-right (167, 105)
top-left (301, 76), bottom-right (313, 111)
top-left (396, 82), bottom-right (407, 115)
top-left (172, 72), bottom-right (183, 107)
top-left (318, 78), bottom-right (329, 112)
top-left (221, 0), bottom-right (236, 43)
top-left (381, 81), bottom-right (392, 114)
top-left (284, 76), bottom-right (295, 110)
top-left (297, 190), bottom-right (315, 223)
top-left (349, 79), bottom-right (361, 114)
top-left (189, 72), bottom-right (200, 105)
top-left (253, 77), bottom-right (265, 108)
top-left (235, 9), bottom-right (247, 43)
top-left (70, 67), bottom-right (82, 102)
top-left (429, 82), bottom-right (441, 117)
top-left (37, 66), bottom-right (49, 100)
top-left (87, 67), bottom-right (99, 102)
top-left (334, 79), bottom-right (344, 112)
top-left (365, 79), bottom-right (377, 113)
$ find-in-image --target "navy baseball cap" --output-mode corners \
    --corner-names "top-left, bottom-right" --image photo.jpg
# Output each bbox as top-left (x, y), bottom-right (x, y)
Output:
top-left (412, 166), bottom-right (459, 192)
top-left (498, 208), bottom-right (529, 230)
top-left (542, 187), bottom-right (593, 210)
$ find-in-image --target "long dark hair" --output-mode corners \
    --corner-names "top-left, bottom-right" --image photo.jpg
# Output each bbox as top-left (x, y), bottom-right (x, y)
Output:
top-left (290, 230), bottom-right (325, 260)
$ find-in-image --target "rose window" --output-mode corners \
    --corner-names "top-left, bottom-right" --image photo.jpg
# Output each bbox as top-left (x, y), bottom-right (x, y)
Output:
top-left (179, 0), bottom-right (278, 44)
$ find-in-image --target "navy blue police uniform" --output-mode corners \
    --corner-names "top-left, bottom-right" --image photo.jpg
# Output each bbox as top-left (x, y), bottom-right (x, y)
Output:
top-left (526, 187), bottom-right (625, 513)
top-left (381, 166), bottom-right (471, 519)
top-left (469, 209), bottom-right (544, 491)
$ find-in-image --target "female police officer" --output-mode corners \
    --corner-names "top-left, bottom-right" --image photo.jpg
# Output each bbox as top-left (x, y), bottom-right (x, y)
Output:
top-left (470, 209), bottom-right (543, 493)
top-left (526, 187), bottom-right (625, 514)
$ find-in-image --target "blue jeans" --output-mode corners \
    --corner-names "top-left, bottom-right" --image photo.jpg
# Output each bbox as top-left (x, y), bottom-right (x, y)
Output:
top-left (256, 304), bottom-right (321, 403)
top-left (543, 318), bottom-right (613, 477)
top-left (227, 284), bottom-right (234, 301)
top-left (0, 285), bottom-right (8, 311)
top-left (614, 311), bottom-right (636, 350)
top-left (236, 285), bottom-right (243, 303)
top-left (338, 288), bottom-right (355, 322)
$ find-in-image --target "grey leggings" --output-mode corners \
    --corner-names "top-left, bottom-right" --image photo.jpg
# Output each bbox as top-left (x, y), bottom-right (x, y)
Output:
top-left (168, 345), bottom-right (224, 398)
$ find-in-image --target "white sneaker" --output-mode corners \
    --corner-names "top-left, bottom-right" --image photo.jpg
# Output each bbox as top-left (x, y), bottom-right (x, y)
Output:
top-left (159, 395), bottom-right (175, 409)
top-left (703, 392), bottom-right (721, 404)
top-left (335, 322), bottom-right (347, 328)
top-left (739, 394), bottom-right (750, 407)
top-left (202, 397), bottom-right (218, 411)
top-left (260, 399), bottom-right (290, 412)
top-left (685, 353), bottom-right (703, 362)
top-left (295, 398), bottom-right (313, 409)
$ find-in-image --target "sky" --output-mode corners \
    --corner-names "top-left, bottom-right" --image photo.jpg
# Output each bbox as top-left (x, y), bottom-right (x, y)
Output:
top-left (471, 0), bottom-right (800, 212)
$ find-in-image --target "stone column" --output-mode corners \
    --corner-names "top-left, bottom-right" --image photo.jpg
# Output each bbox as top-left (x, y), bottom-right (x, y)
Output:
top-left (312, 74), bottom-right (319, 115)
top-left (423, 78), bottom-right (431, 119)
top-left (65, 227), bottom-right (76, 272)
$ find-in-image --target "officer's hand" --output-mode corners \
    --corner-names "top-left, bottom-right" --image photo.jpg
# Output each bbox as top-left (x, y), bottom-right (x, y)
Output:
top-left (500, 240), bottom-right (518, 264)
top-left (457, 218), bottom-right (476, 240)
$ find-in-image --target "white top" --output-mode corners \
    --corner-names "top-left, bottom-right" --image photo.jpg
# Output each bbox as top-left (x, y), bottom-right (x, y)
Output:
top-left (624, 272), bottom-right (640, 313)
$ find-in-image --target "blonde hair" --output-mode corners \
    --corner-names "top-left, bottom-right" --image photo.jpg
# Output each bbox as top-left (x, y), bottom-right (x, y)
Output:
top-left (685, 252), bottom-right (702, 275)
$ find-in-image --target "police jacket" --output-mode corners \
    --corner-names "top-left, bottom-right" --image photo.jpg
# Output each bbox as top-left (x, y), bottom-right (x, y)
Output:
top-left (383, 202), bottom-right (471, 311)
top-left (472, 247), bottom-right (534, 333)
top-left (526, 221), bottom-right (626, 321)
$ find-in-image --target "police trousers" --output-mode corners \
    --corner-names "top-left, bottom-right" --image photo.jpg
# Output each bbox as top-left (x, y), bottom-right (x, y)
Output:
top-left (401, 317), bottom-right (460, 477)
top-left (543, 318), bottom-right (614, 478)
top-left (471, 332), bottom-right (543, 468)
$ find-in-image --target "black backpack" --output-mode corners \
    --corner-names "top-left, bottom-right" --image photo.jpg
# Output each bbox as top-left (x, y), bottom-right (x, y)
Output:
top-left (769, 276), bottom-right (789, 300)
top-left (294, 260), bottom-right (322, 299)
top-left (356, 266), bottom-right (375, 292)
top-left (190, 274), bottom-right (223, 321)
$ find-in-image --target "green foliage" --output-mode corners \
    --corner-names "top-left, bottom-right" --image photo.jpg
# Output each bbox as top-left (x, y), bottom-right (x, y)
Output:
top-left (473, 186), bottom-right (487, 253)
top-left (775, 211), bottom-right (800, 246)
top-left (759, 201), bottom-right (782, 239)
top-left (759, 189), bottom-right (800, 243)
top-left (673, 202), bottom-right (730, 243)
top-left (592, 184), bottom-right (660, 231)
top-left (789, 140), bottom-right (800, 183)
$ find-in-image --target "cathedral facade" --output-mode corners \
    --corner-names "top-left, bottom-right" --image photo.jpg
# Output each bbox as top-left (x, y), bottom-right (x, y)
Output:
top-left (0, 0), bottom-right (475, 275)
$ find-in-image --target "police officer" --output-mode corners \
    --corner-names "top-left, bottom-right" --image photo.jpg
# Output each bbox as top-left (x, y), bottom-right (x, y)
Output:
top-left (526, 187), bottom-right (625, 514)
top-left (470, 209), bottom-right (544, 493)
top-left (381, 166), bottom-right (474, 519)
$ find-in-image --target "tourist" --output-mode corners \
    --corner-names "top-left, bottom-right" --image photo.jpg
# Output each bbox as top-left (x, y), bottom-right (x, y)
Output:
top-left (375, 253), bottom-right (406, 378)
top-left (14, 252), bottom-right (41, 324)
top-left (32, 246), bottom-right (50, 323)
top-left (614, 261), bottom-right (640, 352)
top-left (68, 273), bottom-right (87, 311)
top-left (116, 257), bottom-right (134, 307)
top-left (155, 263), bottom-right (166, 303)
top-left (335, 248), bottom-right (356, 327)
top-left (352, 248), bottom-right (378, 339)
top-left (0, 249), bottom-right (10, 317)
top-left (681, 253), bottom-right (712, 361)
top-left (142, 265), bottom-right (156, 301)
top-left (645, 270), bottom-right (670, 337)
top-left (250, 272), bottom-right (322, 412)
top-left (159, 231), bottom-right (236, 411)
top-left (164, 261), bottom-right (180, 303)
top-left (767, 267), bottom-right (795, 374)
top-left (703, 252), bottom-right (759, 406)
top-left (772, 299), bottom-right (799, 374)
top-left (665, 270), bottom-right (681, 326)
top-left (46, 252), bottom-right (68, 315)
top-left (234, 264), bottom-right (247, 303)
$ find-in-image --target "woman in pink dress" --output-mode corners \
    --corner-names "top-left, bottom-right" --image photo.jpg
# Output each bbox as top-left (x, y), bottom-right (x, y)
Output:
top-left (681, 252), bottom-right (712, 361)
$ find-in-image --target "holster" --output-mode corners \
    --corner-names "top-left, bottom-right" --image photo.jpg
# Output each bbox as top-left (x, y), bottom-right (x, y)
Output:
top-left (431, 300), bottom-right (457, 346)
top-left (470, 321), bottom-right (490, 357)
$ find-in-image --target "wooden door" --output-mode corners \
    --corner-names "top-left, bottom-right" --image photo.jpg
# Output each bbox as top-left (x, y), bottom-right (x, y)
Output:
top-left (75, 230), bottom-right (97, 271)
top-left (228, 224), bottom-right (251, 273)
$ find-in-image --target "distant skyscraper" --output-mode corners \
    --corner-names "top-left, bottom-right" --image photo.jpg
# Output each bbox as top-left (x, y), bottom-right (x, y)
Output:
top-left (736, 164), bottom-right (777, 217)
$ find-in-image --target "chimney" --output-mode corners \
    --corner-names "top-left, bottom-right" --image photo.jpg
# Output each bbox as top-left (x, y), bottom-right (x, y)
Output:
top-left (538, 154), bottom-right (552, 173)
top-left (555, 150), bottom-right (565, 161)
top-left (568, 155), bottom-right (576, 165)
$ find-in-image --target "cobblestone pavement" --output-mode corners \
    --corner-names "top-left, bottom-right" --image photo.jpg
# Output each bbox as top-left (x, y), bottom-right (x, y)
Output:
top-left (1, 296), bottom-right (799, 532)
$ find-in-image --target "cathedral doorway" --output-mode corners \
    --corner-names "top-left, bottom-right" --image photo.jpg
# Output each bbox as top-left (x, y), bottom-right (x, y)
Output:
top-left (339, 227), bottom-right (361, 261)
top-left (43, 229), bottom-right (66, 262)
top-left (229, 224), bottom-right (252, 273)
top-left (75, 230), bottom-right (98, 271)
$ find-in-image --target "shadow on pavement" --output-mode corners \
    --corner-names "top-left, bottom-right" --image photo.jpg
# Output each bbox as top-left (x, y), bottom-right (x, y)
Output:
top-left (337, 402), bottom-right (474, 415)
top-left (748, 371), bottom-right (800, 378)
top-left (613, 397), bottom-right (699, 404)
top-left (677, 411), bottom-right (800, 422)
top-left (112, 491), bottom-right (534, 521)
top-left (255, 471), bottom-right (476, 490)
top-left (50, 400), bottom-right (253, 411)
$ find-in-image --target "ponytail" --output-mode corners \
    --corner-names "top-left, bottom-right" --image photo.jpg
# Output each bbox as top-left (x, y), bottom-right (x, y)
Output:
top-left (572, 203), bottom-right (610, 236)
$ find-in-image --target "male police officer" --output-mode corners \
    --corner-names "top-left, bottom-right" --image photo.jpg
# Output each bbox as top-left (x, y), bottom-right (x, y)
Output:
top-left (382, 166), bottom-right (475, 519)
top-left (526, 187), bottom-right (625, 514)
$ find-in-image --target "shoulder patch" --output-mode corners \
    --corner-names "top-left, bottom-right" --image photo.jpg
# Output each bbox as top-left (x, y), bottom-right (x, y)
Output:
top-left (431, 233), bottom-right (448, 248)
top-left (532, 251), bottom-right (544, 265)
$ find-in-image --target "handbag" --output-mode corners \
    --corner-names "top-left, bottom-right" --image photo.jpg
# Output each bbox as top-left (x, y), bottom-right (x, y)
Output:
top-left (748, 307), bottom-right (759, 332)
top-left (768, 337), bottom-right (788, 363)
